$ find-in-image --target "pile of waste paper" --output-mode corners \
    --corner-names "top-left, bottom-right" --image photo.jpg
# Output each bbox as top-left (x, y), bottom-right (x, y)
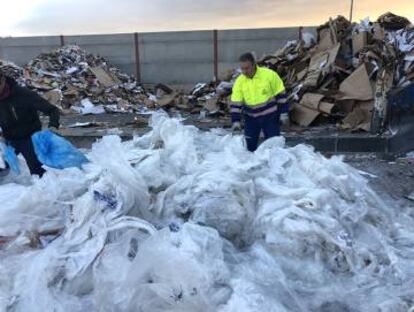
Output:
top-left (0, 46), bottom-right (166, 115)
top-left (191, 12), bottom-right (414, 132)
top-left (1, 13), bottom-right (413, 131)
top-left (186, 69), bottom-right (241, 118)
top-left (1, 113), bottom-right (414, 311)
top-left (0, 60), bottom-right (24, 82)
top-left (0, 46), bottom-right (214, 117)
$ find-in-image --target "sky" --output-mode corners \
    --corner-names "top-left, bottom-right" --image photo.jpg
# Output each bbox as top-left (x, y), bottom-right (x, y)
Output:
top-left (0, 0), bottom-right (413, 37)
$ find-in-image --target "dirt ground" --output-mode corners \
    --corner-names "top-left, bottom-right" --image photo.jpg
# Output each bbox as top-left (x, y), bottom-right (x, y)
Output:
top-left (344, 154), bottom-right (414, 207)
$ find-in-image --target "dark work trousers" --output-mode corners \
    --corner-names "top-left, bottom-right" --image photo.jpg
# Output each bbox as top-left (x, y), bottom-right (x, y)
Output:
top-left (8, 137), bottom-right (45, 177)
top-left (244, 112), bottom-right (281, 152)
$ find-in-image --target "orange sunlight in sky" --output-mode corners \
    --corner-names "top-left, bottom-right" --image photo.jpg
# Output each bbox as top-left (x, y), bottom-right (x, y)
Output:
top-left (0, 0), bottom-right (413, 37)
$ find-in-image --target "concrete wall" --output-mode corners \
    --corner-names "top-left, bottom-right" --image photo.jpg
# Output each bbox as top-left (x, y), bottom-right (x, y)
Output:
top-left (139, 30), bottom-right (214, 85)
top-left (0, 36), bottom-right (61, 66)
top-left (0, 27), bottom-right (313, 85)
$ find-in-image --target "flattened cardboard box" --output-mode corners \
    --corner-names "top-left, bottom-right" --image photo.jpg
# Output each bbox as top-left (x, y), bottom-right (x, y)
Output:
top-left (339, 64), bottom-right (374, 101)
top-left (352, 32), bottom-right (368, 55)
top-left (291, 104), bottom-right (320, 127)
top-left (292, 93), bottom-right (336, 127)
top-left (339, 100), bottom-right (374, 131)
top-left (90, 67), bottom-right (121, 87)
top-left (305, 44), bottom-right (341, 87)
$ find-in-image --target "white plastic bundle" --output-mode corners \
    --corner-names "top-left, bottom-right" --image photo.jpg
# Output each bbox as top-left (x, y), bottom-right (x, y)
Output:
top-left (0, 112), bottom-right (413, 312)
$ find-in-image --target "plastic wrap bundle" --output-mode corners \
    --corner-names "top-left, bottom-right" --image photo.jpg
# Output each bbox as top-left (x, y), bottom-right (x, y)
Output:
top-left (0, 142), bottom-right (20, 174)
top-left (32, 130), bottom-right (89, 169)
top-left (0, 142), bottom-right (20, 175)
top-left (1, 113), bottom-right (414, 312)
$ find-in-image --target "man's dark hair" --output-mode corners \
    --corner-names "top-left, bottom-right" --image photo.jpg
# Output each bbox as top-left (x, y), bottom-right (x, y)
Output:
top-left (239, 52), bottom-right (256, 64)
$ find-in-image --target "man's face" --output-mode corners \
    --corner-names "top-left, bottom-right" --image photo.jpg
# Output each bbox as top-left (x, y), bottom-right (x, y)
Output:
top-left (240, 61), bottom-right (256, 79)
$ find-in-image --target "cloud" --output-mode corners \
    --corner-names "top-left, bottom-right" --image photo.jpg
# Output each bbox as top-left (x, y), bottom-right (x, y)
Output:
top-left (0, 0), bottom-right (49, 35)
top-left (7, 0), bottom-right (414, 36)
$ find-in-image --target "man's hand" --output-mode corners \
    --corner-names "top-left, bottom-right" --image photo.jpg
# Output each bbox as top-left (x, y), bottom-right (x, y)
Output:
top-left (231, 122), bottom-right (242, 133)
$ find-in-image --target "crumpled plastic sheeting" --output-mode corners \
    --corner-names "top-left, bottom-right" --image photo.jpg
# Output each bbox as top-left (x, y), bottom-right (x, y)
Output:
top-left (0, 143), bottom-right (20, 174)
top-left (1, 112), bottom-right (414, 312)
top-left (32, 130), bottom-right (89, 170)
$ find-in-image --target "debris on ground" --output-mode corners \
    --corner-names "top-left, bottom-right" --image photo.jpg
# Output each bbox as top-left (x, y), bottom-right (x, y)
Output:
top-left (189, 12), bottom-right (414, 132)
top-left (0, 48), bottom-right (231, 123)
top-left (0, 60), bottom-right (24, 81)
top-left (2, 46), bottom-right (150, 113)
top-left (259, 12), bottom-right (413, 131)
top-left (0, 47), bottom-right (187, 116)
top-left (0, 12), bottom-right (413, 133)
top-left (1, 113), bottom-right (414, 311)
top-left (66, 122), bottom-right (108, 128)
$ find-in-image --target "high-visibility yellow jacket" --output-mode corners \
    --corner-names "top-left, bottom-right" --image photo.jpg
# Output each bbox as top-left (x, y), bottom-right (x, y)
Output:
top-left (230, 66), bottom-right (287, 122)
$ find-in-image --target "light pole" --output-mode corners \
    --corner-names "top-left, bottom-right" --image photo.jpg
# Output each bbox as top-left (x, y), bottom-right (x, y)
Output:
top-left (349, 0), bottom-right (354, 22)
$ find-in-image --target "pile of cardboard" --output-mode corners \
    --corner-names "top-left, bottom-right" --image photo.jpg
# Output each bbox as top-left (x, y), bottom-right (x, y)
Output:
top-left (258, 13), bottom-right (414, 131)
top-left (183, 69), bottom-right (241, 121)
top-left (18, 45), bottom-right (151, 113)
top-left (0, 60), bottom-right (24, 82)
top-left (151, 70), bottom-right (240, 121)
top-left (1, 46), bottom-right (181, 114)
top-left (377, 12), bottom-right (411, 31)
top-left (1, 46), bottom-right (223, 116)
top-left (190, 13), bottom-right (413, 132)
top-left (391, 26), bottom-right (414, 86)
top-left (132, 82), bottom-right (215, 118)
top-left (1, 13), bottom-right (412, 129)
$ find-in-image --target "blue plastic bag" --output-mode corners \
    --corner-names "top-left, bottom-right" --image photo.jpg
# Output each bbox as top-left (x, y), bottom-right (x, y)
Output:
top-left (0, 142), bottom-right (20, 174)
top-left (32, 130), bottom-right (88, 169)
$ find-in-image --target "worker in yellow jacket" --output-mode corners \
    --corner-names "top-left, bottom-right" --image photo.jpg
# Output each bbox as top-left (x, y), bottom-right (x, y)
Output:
top-left (231, 52), bottom-right (288, 152)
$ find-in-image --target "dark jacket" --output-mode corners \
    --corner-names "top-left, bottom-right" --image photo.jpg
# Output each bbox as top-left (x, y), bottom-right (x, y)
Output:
top-left (0, 78), bottom-right (60, 141)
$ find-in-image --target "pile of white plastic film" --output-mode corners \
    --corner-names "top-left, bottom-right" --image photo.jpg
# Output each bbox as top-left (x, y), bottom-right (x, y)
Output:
top-left (1, 113), bottom-right (414, 312)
